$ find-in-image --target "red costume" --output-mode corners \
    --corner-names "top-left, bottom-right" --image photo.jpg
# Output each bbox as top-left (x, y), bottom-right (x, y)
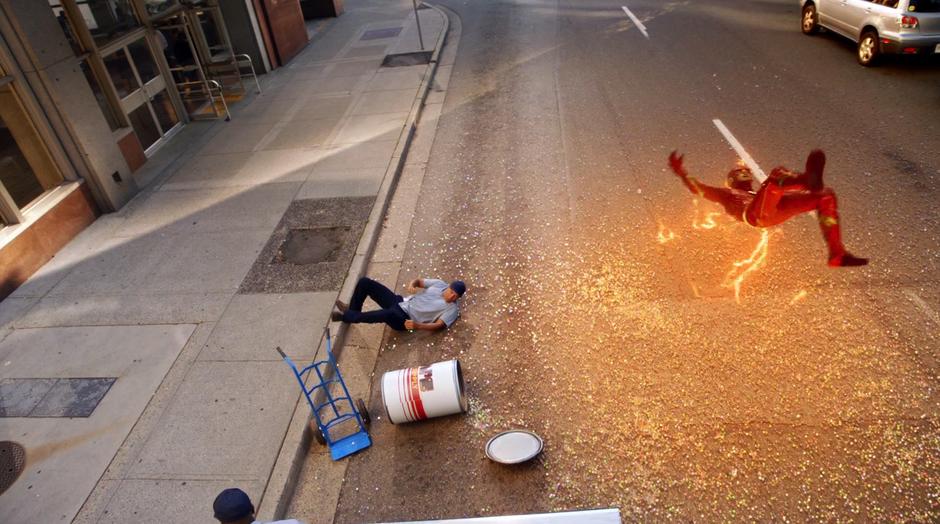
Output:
top-left (668, 150), bottom-right (867, 267)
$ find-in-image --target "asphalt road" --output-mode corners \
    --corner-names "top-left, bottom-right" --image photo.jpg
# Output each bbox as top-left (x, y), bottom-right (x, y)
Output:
top-left (335, 0), bottom-right (940, 521)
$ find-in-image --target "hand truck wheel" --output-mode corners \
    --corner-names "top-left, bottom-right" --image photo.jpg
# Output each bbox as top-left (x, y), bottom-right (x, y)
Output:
top-left (310, 420), bottom-right (326, 446)
top-left (356, 398), bottom-right (371, 426)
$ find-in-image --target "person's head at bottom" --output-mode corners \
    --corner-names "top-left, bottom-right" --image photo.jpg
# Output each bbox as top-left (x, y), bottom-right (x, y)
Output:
top-left (442, 280), bottom-right (467, 303)
top-left (213, 488), bottom-right (254, 524)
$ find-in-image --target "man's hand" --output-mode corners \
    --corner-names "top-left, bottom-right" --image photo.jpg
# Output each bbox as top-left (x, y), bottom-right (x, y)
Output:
top-left (404, 319), bottom-right (446, 332)
top-left (668, 151), bottom-right (688, 178)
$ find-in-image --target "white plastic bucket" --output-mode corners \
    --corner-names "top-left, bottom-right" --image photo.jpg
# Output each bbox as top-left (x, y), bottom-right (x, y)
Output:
top-left (382, 359), bottom-right (467, 424)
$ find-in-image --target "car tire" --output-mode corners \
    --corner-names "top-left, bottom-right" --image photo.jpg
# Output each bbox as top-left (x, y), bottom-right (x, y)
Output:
top-left (858, 30), bottom-right (879, 66)
top-left (802, 4), bottom-right (820, 35)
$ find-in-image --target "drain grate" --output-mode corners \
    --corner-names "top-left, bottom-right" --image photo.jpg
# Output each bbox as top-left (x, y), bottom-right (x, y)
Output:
top-left (381, 51), bottom-right (433, 67)
top-left (276, 227), bottom-right (348, 265)
top-left (0, 441), bottom-right (26, 496)
top-left (361, 27), bottom-right (402, 41)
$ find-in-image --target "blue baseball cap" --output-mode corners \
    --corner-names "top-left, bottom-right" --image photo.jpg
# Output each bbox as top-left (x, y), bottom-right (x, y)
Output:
top-left (213, 488), bottom-right (254, 521)
top-left (450, 280), bottom-right (466, 298)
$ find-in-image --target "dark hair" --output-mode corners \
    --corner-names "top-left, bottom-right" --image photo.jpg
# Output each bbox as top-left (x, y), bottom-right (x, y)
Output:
top-left (213, 488), bottom-right (254, 522)
top-left (449, 280), bottom-right (466, 298)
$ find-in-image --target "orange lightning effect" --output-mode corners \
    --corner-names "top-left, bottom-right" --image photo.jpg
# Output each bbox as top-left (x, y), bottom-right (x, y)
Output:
top-left (691, 199), bottom-right (721, 230)
top-left (657, 222), bottom-right (677, 244)
top-left (789, 290), bottom-right (808, 305)
top-left (722, 229), bottom-right (770, 303)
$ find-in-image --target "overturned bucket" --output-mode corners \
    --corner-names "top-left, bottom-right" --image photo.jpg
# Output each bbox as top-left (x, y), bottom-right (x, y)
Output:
top-left (382, 359), bottom-right (467, 424)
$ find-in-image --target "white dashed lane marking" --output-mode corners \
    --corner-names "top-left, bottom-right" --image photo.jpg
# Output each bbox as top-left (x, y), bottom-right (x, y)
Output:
top-left (712, 119), bottom-right (767, 182)
top-left (904, 289), bottom-right (940, 327)
top-left (621, 5), bottom-right (650, 39)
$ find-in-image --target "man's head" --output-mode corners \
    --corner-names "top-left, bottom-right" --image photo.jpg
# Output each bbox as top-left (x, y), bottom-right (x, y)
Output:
top-left (213, 488), bottom-right (254, 524)
top-left (443, 280), bottom-right (466, 303)
top-left (725, 163), bottom-right (754, 192)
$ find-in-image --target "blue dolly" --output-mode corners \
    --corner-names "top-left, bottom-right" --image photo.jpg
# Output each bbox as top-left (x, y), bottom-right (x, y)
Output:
top-left (276, 328), bottom-right (371, 461)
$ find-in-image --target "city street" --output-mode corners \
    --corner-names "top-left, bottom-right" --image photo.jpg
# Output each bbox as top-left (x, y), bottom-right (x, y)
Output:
top-left (325, 0), bottom-right (939, 522)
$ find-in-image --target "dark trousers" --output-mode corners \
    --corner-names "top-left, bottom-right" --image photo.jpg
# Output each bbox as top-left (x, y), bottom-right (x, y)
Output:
top-left (343, 277), bottom-right (409, 331)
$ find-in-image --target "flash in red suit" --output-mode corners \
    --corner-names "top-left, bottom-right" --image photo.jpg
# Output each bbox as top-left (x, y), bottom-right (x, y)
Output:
top-left (668, 149), bottom-right (868, 267)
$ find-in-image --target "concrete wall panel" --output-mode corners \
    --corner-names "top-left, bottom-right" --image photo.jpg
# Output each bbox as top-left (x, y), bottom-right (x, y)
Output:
top-left (3, 0), bottom-right (75, 73)
top-left (29, 61), bottom-right (138, 209)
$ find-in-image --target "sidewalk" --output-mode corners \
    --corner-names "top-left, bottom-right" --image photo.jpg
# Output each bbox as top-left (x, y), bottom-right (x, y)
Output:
top-left (0, 2), bottom-right (446, 522)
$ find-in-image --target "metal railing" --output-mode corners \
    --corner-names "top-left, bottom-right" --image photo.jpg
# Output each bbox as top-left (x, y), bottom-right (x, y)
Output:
top-left (174, 78), bottom-right (231, 121)
top-left (235, 54), bottom-right (262, 95)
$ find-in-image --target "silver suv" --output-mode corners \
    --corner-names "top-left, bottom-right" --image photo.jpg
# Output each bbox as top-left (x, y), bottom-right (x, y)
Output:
top-left (801, 0), bottom-right (940, 65)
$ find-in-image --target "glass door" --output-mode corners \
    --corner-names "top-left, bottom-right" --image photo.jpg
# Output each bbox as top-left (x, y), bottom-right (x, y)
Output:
top-left (101, 35), bottom-right (180, 153)
top-left (153, 12), bottom-right (209, 116)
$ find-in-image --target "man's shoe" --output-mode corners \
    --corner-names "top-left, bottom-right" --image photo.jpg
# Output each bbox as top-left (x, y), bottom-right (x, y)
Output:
top-left (828, 253), bottom-right (869, 267)
top-left (330, 311), bottom-right (344, 322)
top-left (334, 300), bottom-right (348, 313)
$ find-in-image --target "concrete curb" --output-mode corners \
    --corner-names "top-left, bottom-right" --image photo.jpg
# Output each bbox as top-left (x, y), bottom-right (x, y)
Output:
top-left (257, 4), bottom-right (451, 520)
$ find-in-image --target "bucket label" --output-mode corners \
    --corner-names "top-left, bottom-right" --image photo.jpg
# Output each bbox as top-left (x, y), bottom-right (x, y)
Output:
top-left (418, 366), bottom-right (434, 392)
top-left (408, 368), bottom-right (427, 420)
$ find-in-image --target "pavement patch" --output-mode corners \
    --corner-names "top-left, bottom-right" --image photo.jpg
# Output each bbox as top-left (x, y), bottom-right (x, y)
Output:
top-left (29, 378), bottom-right (116, 418)
top-left (343, 45), bottom-right (388, 59)
top-left (0, 378), bottom-right (116, 418)
top-left (279, 227), bottom-right (349, 264)
top-left (0, 378), bottom-right (56, 417)
top-left (381, 51), bottom-right (433, 67)
top-left (239, 198), bottom-right (373, 294)
top-left (361, 27), bottom-right (403, 41)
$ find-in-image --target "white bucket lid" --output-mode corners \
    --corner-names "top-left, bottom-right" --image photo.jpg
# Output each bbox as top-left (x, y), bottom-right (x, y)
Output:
top-left (485, 430), bottom-right (543, 464)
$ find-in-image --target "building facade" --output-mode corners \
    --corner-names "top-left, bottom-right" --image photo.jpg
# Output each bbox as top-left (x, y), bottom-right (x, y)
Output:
top-left (0, 0), bottom-right (308, 299)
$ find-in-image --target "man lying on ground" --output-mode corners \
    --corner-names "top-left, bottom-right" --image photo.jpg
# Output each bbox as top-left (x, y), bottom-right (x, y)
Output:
top-left (668, 149), bottom-right (868, 267)
top-left (332, 277), bottom-right (466, 331)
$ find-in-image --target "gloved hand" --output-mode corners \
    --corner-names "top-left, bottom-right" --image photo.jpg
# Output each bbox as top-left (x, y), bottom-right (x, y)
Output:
top-left (668, 151), bottom-right (688, 178)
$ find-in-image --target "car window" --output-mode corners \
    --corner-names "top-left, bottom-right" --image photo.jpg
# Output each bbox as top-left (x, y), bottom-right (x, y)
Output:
top-left (880, 0), bottom-right (899, 8)
top-left (908, 0), bottom-right (940, 12)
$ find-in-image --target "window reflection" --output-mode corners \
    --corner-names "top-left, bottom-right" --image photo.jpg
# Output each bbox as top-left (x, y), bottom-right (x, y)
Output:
top-left (103, 48), bottom-right (140, 99)
top-left (0, 115), bottom-right (45, 209)
top-left (79, 61), bottom-right (122, 131)
top-left (0, 84), bottom-right (64, 211)
top-left (75, 0), bottom-right (141, 47)
top-left (151, 91), bottom-right (179, 133)
top-left (197, 9), bottom-right (224, 55)
top-left (128, 39), bottom-right (158, 84)
top-left (48, 2), bottom-right (84, 56)
top-left (127, 104), bottom-right (160, 150)
top-left (143, 0), bottom-right (181, 17)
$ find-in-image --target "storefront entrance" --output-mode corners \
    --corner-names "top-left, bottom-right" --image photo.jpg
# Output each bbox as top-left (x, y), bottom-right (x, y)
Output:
top-left (152, 3), bottom-right (260, 121)
top-left (100, 35), bottom-right (181, 153)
